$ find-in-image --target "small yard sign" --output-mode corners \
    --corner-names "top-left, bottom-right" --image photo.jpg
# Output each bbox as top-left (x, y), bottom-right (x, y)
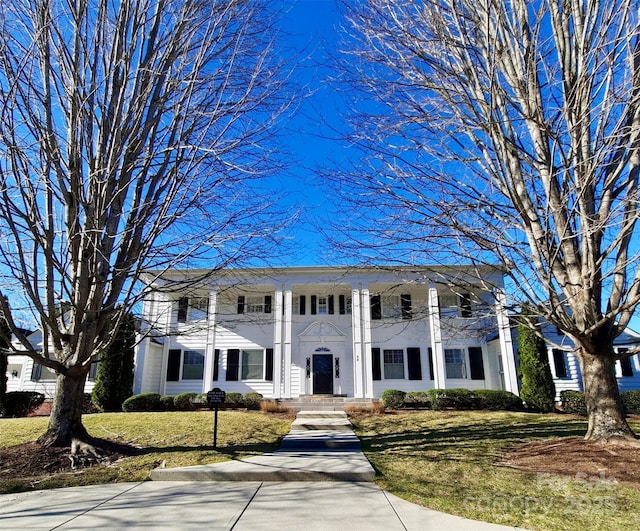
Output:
top-left (206, 387), bottom-right (226, 448)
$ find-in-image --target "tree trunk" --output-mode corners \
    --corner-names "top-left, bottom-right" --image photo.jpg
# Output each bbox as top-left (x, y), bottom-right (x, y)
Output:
top-left (37, 369), bottom-right (90, 447)
top-left (577, 347), bottom-right (636, 441)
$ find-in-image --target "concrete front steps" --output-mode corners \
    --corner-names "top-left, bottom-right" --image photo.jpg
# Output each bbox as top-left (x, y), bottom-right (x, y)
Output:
top-left (278, 396), bottom-right (380, 412)
top-left (149, 410), bottom-right (375, 482)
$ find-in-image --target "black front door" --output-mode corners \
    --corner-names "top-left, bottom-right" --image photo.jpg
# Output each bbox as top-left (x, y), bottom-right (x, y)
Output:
top-left (313, 354), bottom-right (333, 394)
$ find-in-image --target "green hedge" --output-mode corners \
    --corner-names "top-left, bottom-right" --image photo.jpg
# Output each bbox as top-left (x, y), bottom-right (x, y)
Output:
top-left (475, 390), bottom-right (523, 411)
top-left (1, 391), bottom-right (45, 417)
top-left (560, 390), bottom-right (587, 416)
top-left (160, 395), bottom-right (175, 411)
top-left (404, 391), bottom-right (431, 409)
top-left (621, 390), bottom-right (640, 414)
top-left (381, 389), bottom-right (406, 409)
top-left (122, 392), bottom-right (163, 412)
top-left (243, 392), bottom-right (263, 410)
top-left (174, 392), bottom-right (197, 411)
top-left (427, 388), bottom-right (481, 410)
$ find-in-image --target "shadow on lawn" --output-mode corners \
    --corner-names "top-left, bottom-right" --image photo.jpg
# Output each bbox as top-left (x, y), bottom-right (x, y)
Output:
top-left (354, 414), bottom-right (587, 459)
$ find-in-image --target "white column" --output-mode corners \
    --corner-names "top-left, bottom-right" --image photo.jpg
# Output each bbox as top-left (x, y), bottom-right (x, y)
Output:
top-left (202, 289), bottom-right (218, 394)
top-left (283, 286), bottom-right (293, 398)
top-left (351, 284), bottom-right (364, 398)
top-left (272, 285), bottom-right (283, 398)
top-left (159, 294), bottom-right (173, 396)
top-left (361, 285), bottom-right (374, 398)
top-left (428, 285), bottom-right (447, 389)
top-left (495, 289), bottom-right (519, 394)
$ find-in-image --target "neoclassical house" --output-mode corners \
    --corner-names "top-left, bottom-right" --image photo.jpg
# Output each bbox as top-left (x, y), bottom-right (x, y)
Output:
top-left (132, 266), bottom-right (520, 399)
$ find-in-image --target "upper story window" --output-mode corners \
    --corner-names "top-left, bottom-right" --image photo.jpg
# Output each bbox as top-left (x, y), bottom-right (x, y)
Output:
top-left (177, 296), bottom-right (208, 323)
top-left (371, 294), bottom-right (412, 320)
top-left (237, 295), bottom-right (272, 314)
top-left (439, 292), bottom-right (472, 318)
top-left (293, 294), bottom-right (351, 315)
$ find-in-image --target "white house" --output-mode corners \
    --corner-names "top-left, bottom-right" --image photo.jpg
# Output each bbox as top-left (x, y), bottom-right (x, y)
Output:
top-left (133, 265), bottom-right (519, 399)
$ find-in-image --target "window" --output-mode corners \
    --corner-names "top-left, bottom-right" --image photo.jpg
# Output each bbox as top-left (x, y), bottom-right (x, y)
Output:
top-left (182, 350), bottom-right (205, 380)
top-left (445, 348), bottom-right (466, 378)
top-left (552, 349), bottom-right (568, 378)
top-left (177, 296), bottom-right (208, 322)
top-left (618, 349), bottom-right (634, 377)
top-left (439, 292), bottom-right (472, 318)
top-left (317, 296), bottom-right (328, 314)
top-left (31, 363), bottom-right (56, 381)
top-left (237, 295), bottom-right (272, 314)
top-left (371, 294), bottom-right (412, 320)
top-left (310, 295), bottom-right (335, 315)
top-left (383, 349), bottom-right (405, 379)
top-left (338, 294), bottom-right (351, 315)
top-left (242, 349), bottom-right (264, 379)
top-left (166, 349), bottom-right (205, 381)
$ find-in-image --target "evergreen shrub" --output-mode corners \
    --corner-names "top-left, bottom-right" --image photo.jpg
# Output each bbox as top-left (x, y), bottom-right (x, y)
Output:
top-left (174, 392), bottom-right (197, 411)
top-left (2, 391), bottom-right (45, 417)
top-left (160, 395), bottom-right (175, 411)
top-left (380, 389), bottom-right (406, 409)
top-left (223, 392), bottom-right (243, 408)
top-left (243, 392), bottom-right (263, 410)
top-left (122, 392), bottom-right (162, 412)
top-left (427, 388), bottom-right (481, 410)
top-left (560, 390), bottom-right (587, 416)
top-left (621, 390), bottom-right (640, 414)
top-left (404, 391), bottom-right (431, 409)
top-left (475, 389), bottom-right (523, 411)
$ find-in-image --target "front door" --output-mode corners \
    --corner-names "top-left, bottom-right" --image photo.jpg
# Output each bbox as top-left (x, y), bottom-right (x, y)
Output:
top-left (313, 354), bottom-right (333, 394)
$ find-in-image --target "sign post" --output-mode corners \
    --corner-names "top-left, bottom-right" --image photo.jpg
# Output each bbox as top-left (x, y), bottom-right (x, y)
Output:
top-left (206, 387), bottom-right (226, 448)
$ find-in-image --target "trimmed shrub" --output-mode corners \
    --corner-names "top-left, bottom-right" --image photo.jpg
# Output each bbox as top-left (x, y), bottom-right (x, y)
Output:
top-left (475, 389), bottom-right (523, 411)
top-left (404, 391), bottom-right (431, 409)
top-left (122, 392), bottom-right (162, 412)
top-left (243, 392), bottom-right (263, 410)
top-left (560, 390), bottom-right (587, 416)
top-left (223, 392), bottom-right (244, 408)
top-left (2, 391), bottom-right (45, 417)
top-left (621, 390), bottom-right (640, 414)
top-left (381, 389), bottom-right (406, 409)
top-left (174, 392), bottom-right (197, 411)
top-left (427, 388), bottom-right (481, 410)
top-left (160, 395), bottom-right (175, 411)
top-left (517, 313), bottom-right (556, 412)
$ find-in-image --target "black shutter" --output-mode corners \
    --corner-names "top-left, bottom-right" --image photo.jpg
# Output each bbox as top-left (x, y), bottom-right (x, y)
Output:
top-left (226, 349), bottom-right (240, 381)
top-left (299, 295), bottom-right (306, 315)
top-left (311, 295), bottom-right (317, 315)
top-left (265, 348), bottom-right (274, 381)
top-left (213, 349), bottom-right (220, 381)
top-left (372, 347), bottom-right (382, 380)
top-left (401, 294), bottom-right (412, 320)
top-left (552, 349), bottom-right (567, 378)
top-left (237, 296), bottom-right (245, 314)
top-left (177, 297), bottom-right (188, 322)
top-left (460, 293), bottom-right (472, 317)
top-left (371, 295), bottom-right (381, 320)
top-left (328, 294), bottom-right (335, 314)
top-left (339, 295), bottom-right (346, 314)
top-left (264, 295), bottom-right (272, 313)
top-left (167, 349), bottom-right (181, 381)
top-left (428, 347), bottom-right (434, 380)
top-left (468, 347), bottom-right (485, 380)
top-left (407, 347), bottom-right (422, 380)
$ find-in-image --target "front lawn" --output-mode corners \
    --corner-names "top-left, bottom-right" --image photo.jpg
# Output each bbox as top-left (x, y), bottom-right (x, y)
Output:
top-left (351, 411), bottom-right (640, 531)
top-left (0, 411), bottom-right (292, 493)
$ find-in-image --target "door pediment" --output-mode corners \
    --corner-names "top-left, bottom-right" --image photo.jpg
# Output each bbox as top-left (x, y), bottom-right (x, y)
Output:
top-left (299, 321), bottom-right (346, 342)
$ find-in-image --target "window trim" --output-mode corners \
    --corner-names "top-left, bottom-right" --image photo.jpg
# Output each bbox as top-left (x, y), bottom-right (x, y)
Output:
top-left (383, 348), bottom-right (405, 380)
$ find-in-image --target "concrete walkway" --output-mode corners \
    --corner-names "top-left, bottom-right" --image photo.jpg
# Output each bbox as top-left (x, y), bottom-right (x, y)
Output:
top-left (0, 411), bottom-right (523, 530)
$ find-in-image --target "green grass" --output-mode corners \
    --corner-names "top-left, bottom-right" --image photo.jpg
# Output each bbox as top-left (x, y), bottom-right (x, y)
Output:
top-left (351, 411), bottom-right (640, 531)
top-left (0, 411), bottom-right (292, 493)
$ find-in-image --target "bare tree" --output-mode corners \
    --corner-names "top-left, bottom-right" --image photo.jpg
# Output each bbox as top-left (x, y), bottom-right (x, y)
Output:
top-left (0, 0), bottom-right (294, 447)
top-left (330, 0), bottom-right (640, 442)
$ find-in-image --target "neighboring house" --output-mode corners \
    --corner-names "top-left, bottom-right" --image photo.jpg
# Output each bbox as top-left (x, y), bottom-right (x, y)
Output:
top-left (6, 329), bottom-right (97, 399)
top-left (535, 326), bottom-right (640, 400)
top-left (133, 266), bottom-right (519, 399)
